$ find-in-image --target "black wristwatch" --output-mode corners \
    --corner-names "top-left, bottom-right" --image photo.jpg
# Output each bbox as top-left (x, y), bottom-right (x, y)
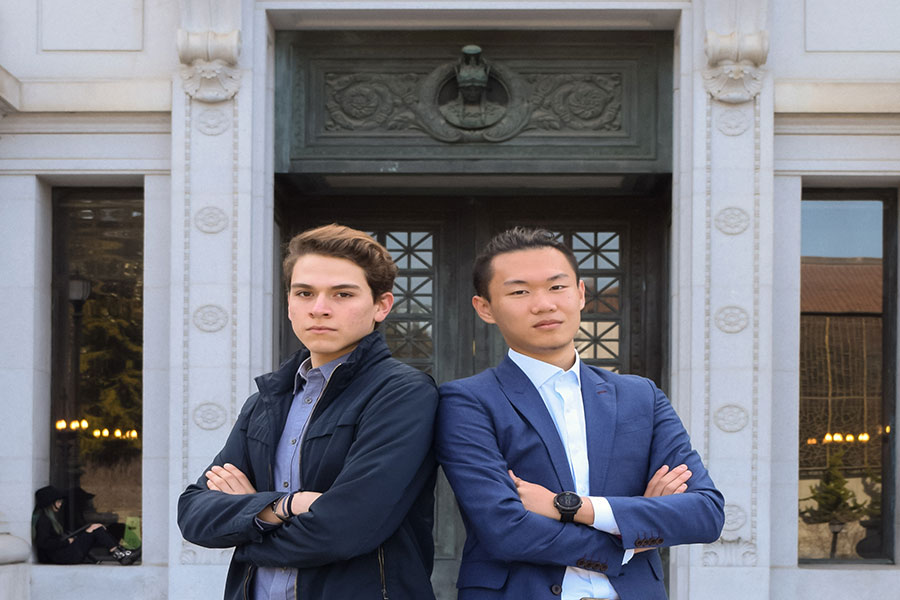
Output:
top-left (553, 491), bottom-right (582, 522)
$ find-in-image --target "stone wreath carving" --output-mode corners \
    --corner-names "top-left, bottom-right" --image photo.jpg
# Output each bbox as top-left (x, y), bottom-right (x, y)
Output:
top-left (715, 207), bottom-right (750, 235)
top-left (195, 206), bottom-right (228, 234)
top-left (196, 108), bottom-right (230, 135)
top-left (322, 46), bottom-right (624, 143)
top-left (716, 108), bottom-right (751, 136)
top-left (193, 304), bottom-right (228, 332)
top-left (715, 306), bottom-right (749, 333)
top-left (722, 503), bottom-right (748, 534)
top-left (714, 404), bottom-right (750, 432)
top-left (193, 402), bottom-right (228, 430)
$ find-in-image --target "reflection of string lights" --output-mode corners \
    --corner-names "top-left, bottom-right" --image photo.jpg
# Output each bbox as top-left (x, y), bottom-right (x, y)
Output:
top-left (54, 419), bottom-right (138, 439)
top-left (806, 431), bottom-right (876, 445)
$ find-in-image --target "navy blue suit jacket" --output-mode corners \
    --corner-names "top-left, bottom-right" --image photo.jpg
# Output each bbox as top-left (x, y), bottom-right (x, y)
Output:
top-left (435, 357), bottom-right (724, 600)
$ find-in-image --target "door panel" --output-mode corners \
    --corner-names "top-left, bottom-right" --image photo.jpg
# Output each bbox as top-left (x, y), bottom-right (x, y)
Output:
top-left (278, 194), bottom-right (667, 599)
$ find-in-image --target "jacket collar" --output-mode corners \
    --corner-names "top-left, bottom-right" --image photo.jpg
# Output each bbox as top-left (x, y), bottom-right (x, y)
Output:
top-left (254, 330), bottom-right (391, 401)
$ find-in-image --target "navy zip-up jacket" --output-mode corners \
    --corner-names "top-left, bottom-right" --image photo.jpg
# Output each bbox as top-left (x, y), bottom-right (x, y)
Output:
top-left (178, 332), bottom-right (438, 599)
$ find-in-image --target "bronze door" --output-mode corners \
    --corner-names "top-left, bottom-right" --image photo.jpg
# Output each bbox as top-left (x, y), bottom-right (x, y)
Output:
top-left (278, 194), bottom-right (668, 599)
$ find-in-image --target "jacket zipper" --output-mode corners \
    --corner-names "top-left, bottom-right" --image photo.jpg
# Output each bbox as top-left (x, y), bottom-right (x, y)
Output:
top-left (378, 544), bottom-right (389, 600)
top-left (242, 565), bottom-right (254, 600)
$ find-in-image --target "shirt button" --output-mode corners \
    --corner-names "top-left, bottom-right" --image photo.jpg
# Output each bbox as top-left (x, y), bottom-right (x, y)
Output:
top-left (304, 397), bottom-right (313, 404)
top-left (550, 584), bottom-right (562, 595)
top-left (290, 438), bottom-right (297, 445)
top-left (282, 481), bottom-right (289, 488)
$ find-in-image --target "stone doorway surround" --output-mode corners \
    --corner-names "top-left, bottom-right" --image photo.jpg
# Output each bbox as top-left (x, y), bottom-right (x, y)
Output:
top-left (168, 2), bottom-right (774, 599)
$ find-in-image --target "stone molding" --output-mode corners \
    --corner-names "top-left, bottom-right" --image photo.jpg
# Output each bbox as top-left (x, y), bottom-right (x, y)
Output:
top-left (0, 534), bottom-right (29, 564)
top-left (177, 29), bottom-right (241, 102)
top-left (703, 31), bottom-right (768, 104)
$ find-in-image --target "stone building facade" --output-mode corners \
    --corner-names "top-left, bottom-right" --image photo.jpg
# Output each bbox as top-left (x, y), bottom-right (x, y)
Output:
top-left (1, 1), bottom-right (898, 599)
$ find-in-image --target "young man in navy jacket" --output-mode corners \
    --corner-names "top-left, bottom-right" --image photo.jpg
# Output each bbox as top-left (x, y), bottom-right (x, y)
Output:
top-left (435, 227), bottom-right (724, 600)
top-left (179, 224), bottom-right (438, 599)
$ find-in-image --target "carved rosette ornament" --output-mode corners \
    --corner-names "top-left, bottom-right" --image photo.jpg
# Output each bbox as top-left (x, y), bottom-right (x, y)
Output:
top-left (177, 30), bottom-right (241, 102)
top-left (703, 31), bottom-right (768, 103)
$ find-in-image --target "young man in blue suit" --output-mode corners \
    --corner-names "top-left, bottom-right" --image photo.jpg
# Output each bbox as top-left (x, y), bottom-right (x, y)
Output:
top-left (435, 227), bottom-right (724, 600)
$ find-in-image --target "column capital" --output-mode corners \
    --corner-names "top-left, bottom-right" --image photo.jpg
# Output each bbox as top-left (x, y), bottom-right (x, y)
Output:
top-left (703, 30), bottom-right (768, 104)
top-left (176, 29), bottom-right (241, 102)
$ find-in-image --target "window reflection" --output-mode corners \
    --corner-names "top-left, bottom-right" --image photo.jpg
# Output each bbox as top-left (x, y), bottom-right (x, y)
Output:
top-left (799, 197), bottom-right (891, 561)
top-left (51, 189), bottom-right (143, 546)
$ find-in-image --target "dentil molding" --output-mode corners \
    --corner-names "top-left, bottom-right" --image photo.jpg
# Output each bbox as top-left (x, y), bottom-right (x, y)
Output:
top-left (703, 31), bottom-right (768, 104)
top-left (177, 29), bottom-right (241, 102)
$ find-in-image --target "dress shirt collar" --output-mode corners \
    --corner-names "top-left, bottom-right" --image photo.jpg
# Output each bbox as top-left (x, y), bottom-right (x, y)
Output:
top-left (292, 353), bottom-right (348, 395)
top-left (508, 348), bottom-right (582, 390)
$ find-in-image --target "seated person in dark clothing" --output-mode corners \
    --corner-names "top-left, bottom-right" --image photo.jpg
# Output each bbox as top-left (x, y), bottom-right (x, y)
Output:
top-left (31, 485), bottom-right (139, 565)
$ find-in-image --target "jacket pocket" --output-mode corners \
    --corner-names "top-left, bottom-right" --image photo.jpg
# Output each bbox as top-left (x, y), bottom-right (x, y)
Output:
top-left (457, 560), bottom-right (510, 590)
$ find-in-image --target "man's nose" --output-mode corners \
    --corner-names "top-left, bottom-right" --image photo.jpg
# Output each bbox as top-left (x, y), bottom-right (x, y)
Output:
top-left (531, 291), bottom-right (557, 313)
top-left (310, 294), bottom-right (332, 315)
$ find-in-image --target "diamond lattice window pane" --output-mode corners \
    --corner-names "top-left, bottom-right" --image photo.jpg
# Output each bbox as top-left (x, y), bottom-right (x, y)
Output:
top-left (575, 321), bottom-right (620, 361)
top-left (385, 231), bottom-right (433, 270)
top-left (573, 231), bottom-right (619, 269)
top-left (584, 276), bottom-right (620, 314)
top-left (392, 275), bottom-right (433, 315)
top-left (384, 320), bottom-right (434, 360)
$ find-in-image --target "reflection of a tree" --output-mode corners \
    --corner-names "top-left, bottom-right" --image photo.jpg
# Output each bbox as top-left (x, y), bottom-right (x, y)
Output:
top-left (64, 199), bottom-right (144, 466)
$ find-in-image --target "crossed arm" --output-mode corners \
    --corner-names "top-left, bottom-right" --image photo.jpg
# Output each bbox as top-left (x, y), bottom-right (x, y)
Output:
top-left (509, 463), bottom-right (692, 552)
top-left (204, 463), bottom-right (321, 523)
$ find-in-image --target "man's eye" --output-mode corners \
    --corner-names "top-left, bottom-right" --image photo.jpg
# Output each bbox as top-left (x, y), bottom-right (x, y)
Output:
top-left (336, 292), bottom-right (353, 298)
top-left (509, 289), bottom-right (528, 296)
top-left (294, 290), bottom-right (311, 297)
top-left (550, 285), bottom-right (567, 291)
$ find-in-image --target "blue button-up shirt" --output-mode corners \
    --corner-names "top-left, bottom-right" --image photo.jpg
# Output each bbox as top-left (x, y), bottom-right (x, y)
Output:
top-left (508, 349), bottom-right (631, 600)
top-left (253, 354), bottom-right (347, 600)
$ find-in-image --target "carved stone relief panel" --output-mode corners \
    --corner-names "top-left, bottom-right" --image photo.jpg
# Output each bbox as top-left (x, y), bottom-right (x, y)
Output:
top-left (277, 30), bottom-right (671, 173)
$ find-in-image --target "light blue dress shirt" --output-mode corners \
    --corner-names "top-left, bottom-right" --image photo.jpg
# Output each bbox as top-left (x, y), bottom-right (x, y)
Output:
top-left (508, 349), bottom-right (632, 600)
top-left (253, 354), bottom-right (346, 600)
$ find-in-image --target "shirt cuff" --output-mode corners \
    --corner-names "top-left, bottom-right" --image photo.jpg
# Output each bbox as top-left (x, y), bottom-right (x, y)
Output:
top-left (254, 516), bottom-right (280, 531)
top-left (587, 496), bottom-right (620, 534)
top-left (587, 496), bottom-right (634, 565)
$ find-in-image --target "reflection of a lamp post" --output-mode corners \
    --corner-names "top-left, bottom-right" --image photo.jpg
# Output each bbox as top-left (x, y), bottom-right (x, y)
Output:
top-left (827, 519), bottom-right (845, 560)
top-left (64, 275), bottom-right (91, 528)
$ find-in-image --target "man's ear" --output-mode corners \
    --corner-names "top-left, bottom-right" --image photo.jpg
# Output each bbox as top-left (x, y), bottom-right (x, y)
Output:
top-left (578, 279), bottom-right (586, 311)
top-left (472, 295), bottom-right (496, 324)
top-left (373, 291), bottom-right (394, 323)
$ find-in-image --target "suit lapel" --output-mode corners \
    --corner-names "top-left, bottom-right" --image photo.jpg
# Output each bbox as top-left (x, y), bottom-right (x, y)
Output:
top-left (495, 357), bottom-right (576, 491)
top-left (581, 364), bottom-right (618, 495)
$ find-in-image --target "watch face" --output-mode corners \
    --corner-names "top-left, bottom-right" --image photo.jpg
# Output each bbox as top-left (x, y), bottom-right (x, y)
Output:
top-left (555, 491), bottom-right (581, 510)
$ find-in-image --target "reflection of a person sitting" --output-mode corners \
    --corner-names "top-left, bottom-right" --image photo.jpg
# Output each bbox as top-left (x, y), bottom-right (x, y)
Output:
top-left (439, 45), bottom-right (505, 130)
top-left (31, 485), bottom-right (139, 565)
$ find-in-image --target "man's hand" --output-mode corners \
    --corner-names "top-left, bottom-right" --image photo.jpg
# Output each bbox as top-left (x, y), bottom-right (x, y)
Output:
top-left (206, 463), bottom-right (257, 495)
top-left (644, 464), bottom-right (691, 497)
top-left (509, 470), bottom-right (557, 519)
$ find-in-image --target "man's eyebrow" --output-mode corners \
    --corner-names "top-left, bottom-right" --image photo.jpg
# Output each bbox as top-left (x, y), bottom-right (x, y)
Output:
top-left (500, 272), bottom-right (571, 286)
top-left (290, 282), bottom-right (363, 289)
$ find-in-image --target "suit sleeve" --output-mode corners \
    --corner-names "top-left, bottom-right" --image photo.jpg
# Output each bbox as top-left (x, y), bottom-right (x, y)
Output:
top-left (435, 379), bottom-right (627, 573)
top-left (606, 380), bottom-right (725, 549)
top-left (177, 394), bottom-right (284, 549)
top-left (232, 374), bottom-right (438, 568)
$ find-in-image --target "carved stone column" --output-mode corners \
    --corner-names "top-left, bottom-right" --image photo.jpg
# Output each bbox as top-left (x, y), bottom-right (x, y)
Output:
top-left (687, 2), bottom-right (774, 596)
top-left (168, 2), bottom-right (254, 587)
